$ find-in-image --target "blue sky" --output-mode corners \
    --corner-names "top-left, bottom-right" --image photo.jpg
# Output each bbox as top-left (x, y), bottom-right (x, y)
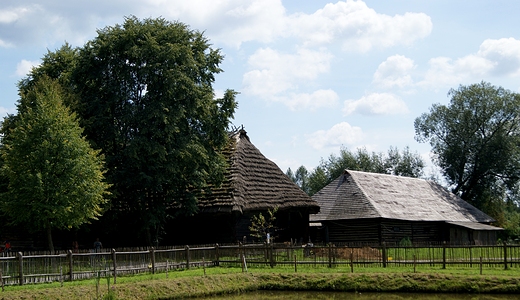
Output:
top-left (1, 0), bottom-right (520, 175)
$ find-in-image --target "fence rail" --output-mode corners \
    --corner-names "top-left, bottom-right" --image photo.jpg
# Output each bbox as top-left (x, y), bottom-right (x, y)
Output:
top-left (1, 242), bottom-right (519, 286)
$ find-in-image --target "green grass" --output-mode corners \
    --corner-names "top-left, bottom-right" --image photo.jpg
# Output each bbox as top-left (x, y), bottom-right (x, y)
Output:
top-left (2, 264), bottom-right (520, 299)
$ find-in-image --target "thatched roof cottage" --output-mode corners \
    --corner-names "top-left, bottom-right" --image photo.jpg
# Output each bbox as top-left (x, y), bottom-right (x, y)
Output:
top-left (166, 129), bottom-right (319, 245)
top-left (310, 170), bottom-right (502, 245)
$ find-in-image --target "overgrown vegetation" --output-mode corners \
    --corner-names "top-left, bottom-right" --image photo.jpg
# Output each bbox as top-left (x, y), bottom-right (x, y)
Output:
top-left (249, 207), bottom-right (278, 243)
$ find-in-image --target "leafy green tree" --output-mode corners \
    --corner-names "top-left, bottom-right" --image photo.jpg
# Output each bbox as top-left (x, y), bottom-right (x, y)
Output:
top-left (385, 146), bottom-right (425, 178)
top-left (0, 76), bottom-right (110, 252)
top-left (307, 166), bottom-right (328, 196)
top-left (69, 16), bottom-right (237, 244)
top-left (288, 146), bottom-right (424, 196)
top-left (249, 207), bottom-right (278, 243)
top-left (414, 82), bottom-right (520, 221)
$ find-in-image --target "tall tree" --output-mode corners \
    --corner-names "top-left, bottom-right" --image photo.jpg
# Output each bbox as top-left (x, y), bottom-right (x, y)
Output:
top-left (0, 76), bottom-right (110, 252)
top-left (70, 16), bottom-right (237, 244)
top-left (288, 146), bottom-right (425, 196)
top-left (415, 82), bottom-right (520, 220)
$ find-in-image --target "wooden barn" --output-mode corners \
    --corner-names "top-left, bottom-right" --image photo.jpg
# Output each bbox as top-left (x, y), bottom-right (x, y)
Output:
top-left (165, 129), bottom-right (319, 245)
top-left (310, 170), bottom-right (502, 245)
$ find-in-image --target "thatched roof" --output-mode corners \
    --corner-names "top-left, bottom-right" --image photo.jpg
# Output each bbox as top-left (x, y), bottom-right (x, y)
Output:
top-left (196, 129), bottom-right (319, 214)
top-left (310, 170), bottom-right (496, 225)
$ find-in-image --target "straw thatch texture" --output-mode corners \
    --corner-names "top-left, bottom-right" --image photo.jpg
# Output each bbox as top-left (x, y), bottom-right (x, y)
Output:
top-left (196, 129), bottom-right (319, 214)
top-left (311, 170), bottom-right (495, 224)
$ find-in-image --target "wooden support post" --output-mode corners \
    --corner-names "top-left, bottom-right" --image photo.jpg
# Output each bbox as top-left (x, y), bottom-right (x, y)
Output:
top-left (150, 247), bottom-right (156, 274)
top-left (413, 255), bottom-right (416, 273)
top-left (480, 256), bottom-right (483, 275)
top-left (68, 250), bottom-right (73, 282)
top-left (328, 244), bottom-right (333, 268)
top-left (60, 266), bottom-right (63, 287)
top-left (185, 246), bottom-right (190, 270)
top-left (442, 242), bottom-right (446, 270)
top-left (269, 243), bottom-right (275, 268)
top-left (203, 257), bottom-right (206, 276)
top-left (382, 242), bottom-right (387, 268)
top-left (17, 252), bottom-right (23, 286)
top-left (215, 244), bottom-right (220, 267)
top-left (503, 242), bottom-right (508, 270)
top-left (112, 249), bottom-right (117, 284)
top-left (350, 251), bottom-right (354, 273)
top-left (166, 260), bottom-right (169, 278)
top-left (294, 255), bottom-right (297, 273)
top-left (241, 254), bottom-right (248, 273)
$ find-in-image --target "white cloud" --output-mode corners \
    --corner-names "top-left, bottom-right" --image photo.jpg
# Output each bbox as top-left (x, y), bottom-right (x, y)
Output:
top-left (306, 122), bottom-right (363, 150)
top-left (477, 37), bottom-right (520, 76)
top-left (15, 59), bottom-right (40, 77)
top-left (289, 0), bottom-right (432, 52)
top-left (146, 0), bottom-right (288, 48)
top-left (343, 93), bottom-right (408, 116)
top-left (0, 106), bottom-right (16, 118)
top-left (277, 89), bottom-right (339, 111)
top-left (1, 0), bottom-right (433, 53)
top-left (419, 38), bottom-right (520, 88)
top-left (373, 55), bottom-right (415, 89)
top-left (243, 47), bottom-right (338, 109)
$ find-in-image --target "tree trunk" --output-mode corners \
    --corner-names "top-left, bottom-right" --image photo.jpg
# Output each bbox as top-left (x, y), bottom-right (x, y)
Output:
top-left (46, 225), bottom-right (54, 253)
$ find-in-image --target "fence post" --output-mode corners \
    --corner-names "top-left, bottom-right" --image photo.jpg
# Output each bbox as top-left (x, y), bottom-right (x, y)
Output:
top-left (503, 241), bottom-right (508, 270)
top-left (1, 270), bottom-right (3, 292)
top-left (350, 251), bottom-right (354, 273)
top-left (294, 255), bottom-right (297, 273)
top-left (68, 250), bottom-right (73, 282)
top-left (328, 244), bottom-right (333, 268)
top-left (239, 242), bottom-right (243, 265)
top-left (17, 252), bottom-right (23, 286)
top-left (269, 243), bottom-right (275, 268)
top-left (150, 247), bottom-right (156, 274)
top-left (382, 242), bottom-right (387, 268)
top-left (215, 244), bottom-right (220, 267)
top-left (442, 241), bottom-right (446, 270)
top-left (185, 246), bottom-right (190, 270)
top-left (112, 249), bottom-right (117, 284)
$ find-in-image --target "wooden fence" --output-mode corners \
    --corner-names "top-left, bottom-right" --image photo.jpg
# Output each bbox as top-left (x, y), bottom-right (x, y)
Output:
top-left (1, 242), bottom-right (519, 287)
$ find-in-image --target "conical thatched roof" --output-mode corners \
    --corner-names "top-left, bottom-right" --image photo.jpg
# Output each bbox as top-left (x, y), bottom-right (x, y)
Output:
top-left (311, 170), bottom-right (495, 224)
top-left (196, 129), bottom-right (319, 214)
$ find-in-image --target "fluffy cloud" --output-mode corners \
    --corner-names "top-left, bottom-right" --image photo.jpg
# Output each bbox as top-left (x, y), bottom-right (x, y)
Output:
top-left (306, 122), bottom-right (364, 150)
top-left (420, 38), bottom-right (520, 88)
top-left (0, 0), bottom-right (287, 49)
top-left (277, 89), bottom-right (339, 111)
top-left (0, 1), bottom-right (432, 51)
top-left (343, 93), bottom-right (408, 116)
top-left (243, 47), bottom-right (338, 110)
top-left (289, 0), bottom-right (432, 52)
top-left (15, 59), bottom-right (40, 77)
top-left (373, 55), bottom-right (415, 89)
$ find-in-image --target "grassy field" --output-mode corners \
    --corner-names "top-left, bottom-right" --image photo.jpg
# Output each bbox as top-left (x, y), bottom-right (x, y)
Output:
top-left (1, 264), bottom-right (520, 299)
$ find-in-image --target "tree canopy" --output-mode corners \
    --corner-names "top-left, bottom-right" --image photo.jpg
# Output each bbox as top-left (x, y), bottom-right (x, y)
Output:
top-left (287, 146), bottom-right (425, 195)
top-left (415, 81), bottom-right (520, 222)
top-left (0, 76), bottom-right (110, 251)
top-left (18, 16), bottom-right (237, 245)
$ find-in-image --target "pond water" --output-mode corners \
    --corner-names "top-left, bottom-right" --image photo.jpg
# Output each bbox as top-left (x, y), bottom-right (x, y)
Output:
top-left (209, 291), bottom-right (518, 299)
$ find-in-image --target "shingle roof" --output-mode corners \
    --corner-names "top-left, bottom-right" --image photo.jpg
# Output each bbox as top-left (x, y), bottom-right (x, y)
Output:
top-left (196, 129), bottom-right (319, 214)
top-left (310, 170), bottom-right (495, 224)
